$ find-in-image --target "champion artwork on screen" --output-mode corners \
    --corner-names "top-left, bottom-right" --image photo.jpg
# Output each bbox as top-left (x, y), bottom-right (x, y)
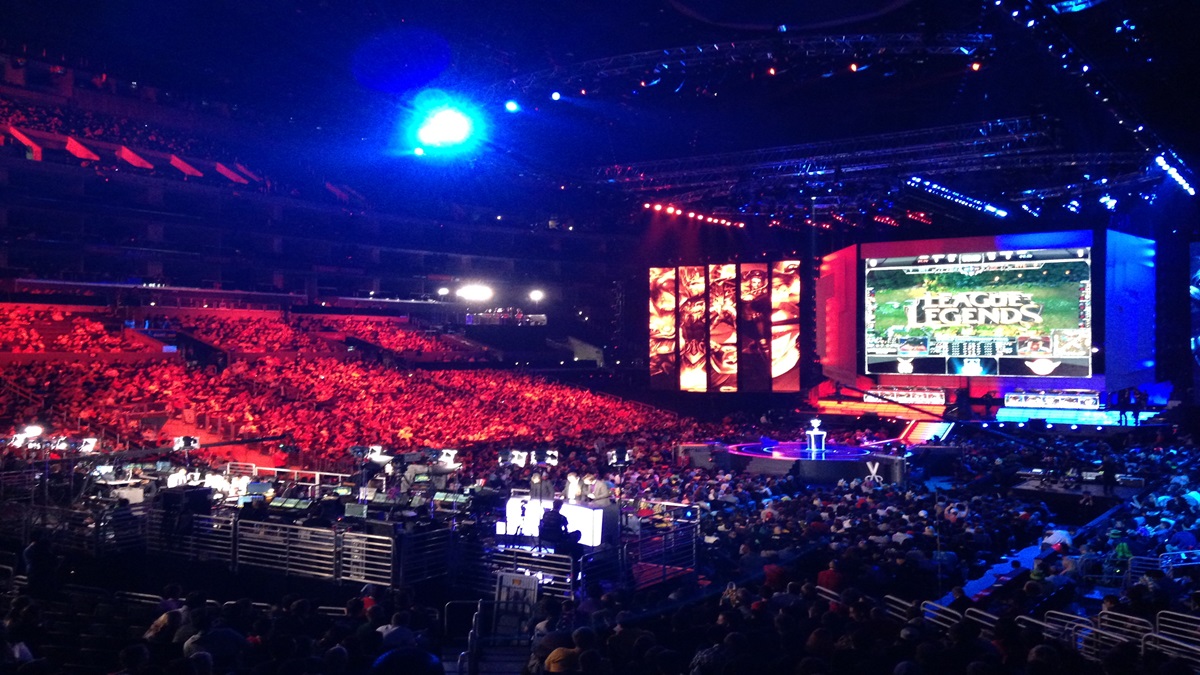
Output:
top-left (650, 262), bottom-right (801, 392)
top-left (864, 248), bottom-right (1092, 377)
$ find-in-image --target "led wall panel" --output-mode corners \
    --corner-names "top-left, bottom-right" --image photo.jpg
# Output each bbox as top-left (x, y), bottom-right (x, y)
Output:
top-left (648, 267), bottom-right (678, 390)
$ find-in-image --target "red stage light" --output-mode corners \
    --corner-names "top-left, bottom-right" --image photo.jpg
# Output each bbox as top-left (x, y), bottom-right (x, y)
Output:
top-left (849, 63), bottom-right (859, 72)
top-left (970, 62), bottom-right (982, 72)
top-left (767, 67), bottom-right (777, 76)
top-left (666, 207), bottom-right (675, 214)
top-left (643, 203), bottom-right (651, 209)
top-left (653, 204), bottom-right (663, 211)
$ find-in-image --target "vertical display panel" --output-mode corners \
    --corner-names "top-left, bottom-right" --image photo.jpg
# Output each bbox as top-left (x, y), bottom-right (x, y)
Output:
top-left (864, 247), bottom-right (1093, 376)
top-left (738, 263), bottom-right (771, 392)
top-left (677, 266), bottom-right (708, 392)
top-left (771, 260), bottom-right (802, 392)
top-left (707, 264), bottom-right (738, 392)
top-left (1192, 244), bottom-right (1200, 400)
top-left (648, 267), bottom-right (678, 390)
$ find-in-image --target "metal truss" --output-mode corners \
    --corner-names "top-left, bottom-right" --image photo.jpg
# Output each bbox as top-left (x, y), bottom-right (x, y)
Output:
top-left (599, 116), bottom-right (1056, 193)
top-left (994, 0), bottom-right (1193, 186)
top-left (493, 33), bottom-right (993, 94)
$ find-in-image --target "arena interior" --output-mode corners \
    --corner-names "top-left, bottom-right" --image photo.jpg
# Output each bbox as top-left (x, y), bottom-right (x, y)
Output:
top-left (1, 1), bottom-right (1200, 674)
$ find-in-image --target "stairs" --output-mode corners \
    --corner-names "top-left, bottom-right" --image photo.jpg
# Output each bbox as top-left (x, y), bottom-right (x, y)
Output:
top-left (442, 644), bottom-right (529, 675)
top-left (902, 421), bottom-right (954, 444)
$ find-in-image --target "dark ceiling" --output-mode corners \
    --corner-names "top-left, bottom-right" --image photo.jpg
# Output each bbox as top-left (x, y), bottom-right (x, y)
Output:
top-left (0, 0), bottom-right (1195, 229)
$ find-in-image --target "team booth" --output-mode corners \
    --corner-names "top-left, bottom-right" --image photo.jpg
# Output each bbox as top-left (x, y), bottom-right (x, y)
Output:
top-left (0, 440), bottom-right (701, 611)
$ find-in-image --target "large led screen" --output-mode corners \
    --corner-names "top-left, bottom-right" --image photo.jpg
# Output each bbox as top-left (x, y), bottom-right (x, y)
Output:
top-left (648, 267), bottom-right (678, 389)
top-left (1192, 244), bottom-right (1200, 400)
top-left (649, 262), bottom-right (802, 392)
top-left (678, 266), bottom-right (708, 392)
top-left (864, 247), bottom-right (1092, 377)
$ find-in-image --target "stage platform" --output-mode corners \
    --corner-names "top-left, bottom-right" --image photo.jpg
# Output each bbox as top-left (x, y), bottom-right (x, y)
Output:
top-left (709, 442), bottom-right (906, 483)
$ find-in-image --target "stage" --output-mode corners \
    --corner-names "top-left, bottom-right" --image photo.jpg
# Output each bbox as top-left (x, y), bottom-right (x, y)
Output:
top-left (701, 441), bottom-right (906, 483)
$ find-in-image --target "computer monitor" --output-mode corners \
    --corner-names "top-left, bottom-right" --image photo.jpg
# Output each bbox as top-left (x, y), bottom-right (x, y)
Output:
top-left (295, 499), bottom-right (312, 510)
top-left (155, 461), bottom-right (172, 472)
top-left (279, 498), bottom-right (298, 508)
top-left (238, 495), bottom-right (263, 507)
top-left (246, 482), bottom-right (271, 495)
top-left (344, 503), bottom-right (368, 519)
top-left (334, 486), bottom-right (353, 496)
top-left (93, 465), bottom-right (115, 477)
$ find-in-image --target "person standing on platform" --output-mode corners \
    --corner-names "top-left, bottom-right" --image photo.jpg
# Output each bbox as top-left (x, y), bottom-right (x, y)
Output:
top-left (584, 474), bottom-right (612, 506)
top-left (565, 472), bottom-right (583, 502)
top-left (1100, 455), bottom-right (1120, 496)
top-left (529, 472), bottom-right (554, 501)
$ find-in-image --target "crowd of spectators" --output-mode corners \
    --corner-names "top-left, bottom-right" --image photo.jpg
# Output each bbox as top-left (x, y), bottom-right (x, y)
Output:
top-left (1, 93), bottom-right (226, 159)
top-left (171, 315), bottom-right (339, 354)
top-left (0, 307), bottom-right (149, 353)
top-left (296, 316), bottom-right (453, 354)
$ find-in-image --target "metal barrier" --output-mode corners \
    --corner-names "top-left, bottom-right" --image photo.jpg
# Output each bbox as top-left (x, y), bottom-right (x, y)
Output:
top-left (1044, 611), bottom-right (1095, 643)
top-left (816, 585), bottom-right (842, 606)
top-left (0, 471), bottom-right (36, 501)
top-left (1157, 611), bottom-right (1200, 644)
top-left (1143, 632), bottom-right (1200, 671)
top-left (340, 531), bottom-right (394, 586)
top-left (1073, 624), bottom-right (1133, 663)
top-left (488, 548), bottom-right (576, 599)
top-left (622, 522), bottom-right (698, 588)
top-left (884, 595), bottom-right (916, 622)
top-left (147, 510), bottom-right (236, 565)
top-left (1015, 614), bottom-right (1053, 635)
top-left (1160, 550), bottom-right (1200, 572)
top-left (236, 520), bottom-right (338, 580)
top-left (399, 528), bottom-right (452, 586)
top-left (1096, 610), bottom-right (1155, 642)
top-left (920, 601), bottom-right (962, 631)
top-left (1126, 556), bottom-right (1165, 587)
top-left (964, 608), bottom-right (1000, 638)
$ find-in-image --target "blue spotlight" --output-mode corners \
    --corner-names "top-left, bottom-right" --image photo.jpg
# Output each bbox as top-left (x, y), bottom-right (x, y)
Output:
top-left (402, 89), bottom-right (486, 157)
top-left (418, 109), bottom-right (473, 146)
top-left (551, 91), bottom-right (561, 101)
top-left (504, 100), bottom-right (520, 113)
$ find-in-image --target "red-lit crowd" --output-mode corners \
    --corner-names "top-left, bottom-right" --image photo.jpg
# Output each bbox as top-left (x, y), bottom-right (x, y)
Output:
top-left (0, 307), bottom-right (150, 354)
top-left (168, 315), bottom-right (340, 354)
top-left (294, 316), bottom-right (452, 354)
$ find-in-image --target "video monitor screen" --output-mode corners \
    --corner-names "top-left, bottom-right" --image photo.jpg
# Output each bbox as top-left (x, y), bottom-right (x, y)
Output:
top-left (650, 261), bottom-right (802, 392)
top-left (344, 503), bottom-right (368, 519)
top-left (864, 247), bottom-right (1092, 377)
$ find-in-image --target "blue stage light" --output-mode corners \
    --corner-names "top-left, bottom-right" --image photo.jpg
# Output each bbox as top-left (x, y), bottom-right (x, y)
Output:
top-left (551, 91), bottom-right (561, 101)
top-left (403, 89), bottom-right (486, 157)
top-left (418, 109), bottom-right (473, 146)
top-left (504, 100), bottom-right (520, 113)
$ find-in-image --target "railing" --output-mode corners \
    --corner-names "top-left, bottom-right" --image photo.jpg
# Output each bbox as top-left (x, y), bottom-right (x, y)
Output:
top-left (815, 585), bottom-right (842, 606)
top-left (1143, 632), bottom-right (1200, 671)
top-left (1096, 610), bottom-right (1155, 643)
top-left (1073, 624), bottom-right (1133, 663)
top-left (964, 608), bottom-right (1000, 639)
top-left (1126, 555), bottom-right (1164, 587)
top-left (1044, 610), bottom-right (1094, 642)
top-left (236, 520), bottom-right (338, 580)
top-left (398, 528), bottom-right (451, 586)
top-left (147, 510), bottom-right (237, 564)
top-left (622, 521), bottom-right (698, 588)
top-left (1156, 611), bottom-right (1200, 644)
top-left (884, 595), bottom-right (916, 622)
top-left (488, 548), bottom-right (576, 599)
top-left (339, 531), bottom-right (394, 586)
top-left (919, 601), bottom-right (961, 631)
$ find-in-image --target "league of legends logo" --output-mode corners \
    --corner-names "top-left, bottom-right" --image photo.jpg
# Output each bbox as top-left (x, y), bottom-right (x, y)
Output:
top-left (906, 292), bottom-right (1043, 328)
